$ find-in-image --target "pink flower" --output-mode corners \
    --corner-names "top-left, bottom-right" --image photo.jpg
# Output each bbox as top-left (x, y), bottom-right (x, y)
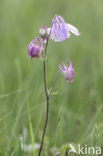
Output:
top-left (28, 38), bottom-right (43, 59)
top-left (59, 60), bottom-right (75, 83)
top-left (48, 15), bottom-right (80, 42)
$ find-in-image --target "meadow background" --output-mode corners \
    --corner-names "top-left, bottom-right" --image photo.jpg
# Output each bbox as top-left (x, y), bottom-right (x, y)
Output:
top-left (0, 0), bottom-right (103, 155)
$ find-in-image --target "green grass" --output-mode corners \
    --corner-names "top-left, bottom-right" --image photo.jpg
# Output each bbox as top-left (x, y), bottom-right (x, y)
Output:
top-left (0, 0), bottom-right (103, 155)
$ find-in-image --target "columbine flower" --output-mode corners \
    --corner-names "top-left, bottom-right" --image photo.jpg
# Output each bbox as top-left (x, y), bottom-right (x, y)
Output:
top-left (59, 60), bottom-right (74, 83)
top-left (28, 38), bottom-right (43, 59)
top-left (48, 15), bottom-right (80, 42)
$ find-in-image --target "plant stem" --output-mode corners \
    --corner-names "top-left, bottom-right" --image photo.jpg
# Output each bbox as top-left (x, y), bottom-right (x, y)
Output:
top-left (38, 62), bottom-right (49, 156)
top-left (49, 71), bottom-right (60, 96)
top-left (65, 150), bottom-right (68, 156)
top-left (39, 62), bottom-right (60, 156)
top-left (39, 60), bottom-right (49, 156)
top-left (39, 24), bottom-right (59, 155)
top-left (43, 60), bottom-right (49, 98)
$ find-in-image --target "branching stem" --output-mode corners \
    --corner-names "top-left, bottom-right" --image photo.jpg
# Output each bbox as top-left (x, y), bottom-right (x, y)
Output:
top-left (39, 25), bottom-right (60, 156)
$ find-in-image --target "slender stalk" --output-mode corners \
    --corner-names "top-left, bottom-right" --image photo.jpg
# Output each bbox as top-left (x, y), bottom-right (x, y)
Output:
top-left (39, 63), bottom-right (60, 156)
top-left (43, 60), bottom-right (49, 97)
top-left (38, 61), bottom-right (49, 155)
top-left (49, 71), bottom-right (60, 96)
top-left (39, 23), bottom-right (59, 155)
top-left (39, 42), bottom-right (49, 156)
top-left (65, 150), bottom-right (68, 156)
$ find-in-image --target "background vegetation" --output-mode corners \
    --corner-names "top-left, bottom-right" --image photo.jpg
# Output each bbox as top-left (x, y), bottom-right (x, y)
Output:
top-left (0, 0), bottom-right (103, 155)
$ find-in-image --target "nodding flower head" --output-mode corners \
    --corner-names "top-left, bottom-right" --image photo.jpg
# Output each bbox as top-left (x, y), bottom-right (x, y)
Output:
top-left (48, 15), bottom-right (80, 42)
top-left (59, 60), bottom-right (75, 83)
top-left (28, 38), bottom-right (43, 59)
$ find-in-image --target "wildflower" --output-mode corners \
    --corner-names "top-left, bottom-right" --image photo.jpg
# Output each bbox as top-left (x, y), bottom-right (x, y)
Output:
top-left (59, 60), bottom-right (74, 83)
top-left (48, 15), bottom-right (80, 42)
top-left (28, 38), bottom-right (43, 59)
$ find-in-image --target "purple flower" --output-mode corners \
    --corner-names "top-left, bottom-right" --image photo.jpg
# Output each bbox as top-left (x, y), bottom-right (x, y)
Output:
top-left (28, 38), bottom-right (43, 59)
top-left (48, 15), bottom-right (80, 42)
top-left (59, 60), bottom-right (75, 83)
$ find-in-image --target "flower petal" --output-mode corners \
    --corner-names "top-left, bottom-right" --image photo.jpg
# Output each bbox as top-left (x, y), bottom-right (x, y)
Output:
top-left (28, 38), bottom-right (43, 59)
top-left (59, 60), bottom-right (75, 83)
top-left (59, 63), bottom-right (67, 72)
top-left (66, 23), bottom-right (80, 36)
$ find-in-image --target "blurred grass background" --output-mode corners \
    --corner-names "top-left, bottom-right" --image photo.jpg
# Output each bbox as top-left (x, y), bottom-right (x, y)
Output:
top-left (0, 0), bottom-right (103, 155)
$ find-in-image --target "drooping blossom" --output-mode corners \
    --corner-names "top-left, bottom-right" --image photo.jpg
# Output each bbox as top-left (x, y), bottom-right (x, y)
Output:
top-left (59, 60), bottom-right (75, 83)
top-left (28, 38), bottom-right (43, 59)
top-left (48, 15), bottom-right (80, 42)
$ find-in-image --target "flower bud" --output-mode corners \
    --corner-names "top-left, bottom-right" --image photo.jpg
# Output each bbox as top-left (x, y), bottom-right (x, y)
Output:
top-left (39, 26), bottom-right (49, 41)
top-left (59, 60), bottom-right (74, 83)
top-left (28, 38), bottom-right (43, 59)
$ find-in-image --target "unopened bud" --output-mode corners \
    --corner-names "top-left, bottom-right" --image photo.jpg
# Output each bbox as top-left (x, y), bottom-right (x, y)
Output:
top-left (39, 26), bottom-right (48, 40)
